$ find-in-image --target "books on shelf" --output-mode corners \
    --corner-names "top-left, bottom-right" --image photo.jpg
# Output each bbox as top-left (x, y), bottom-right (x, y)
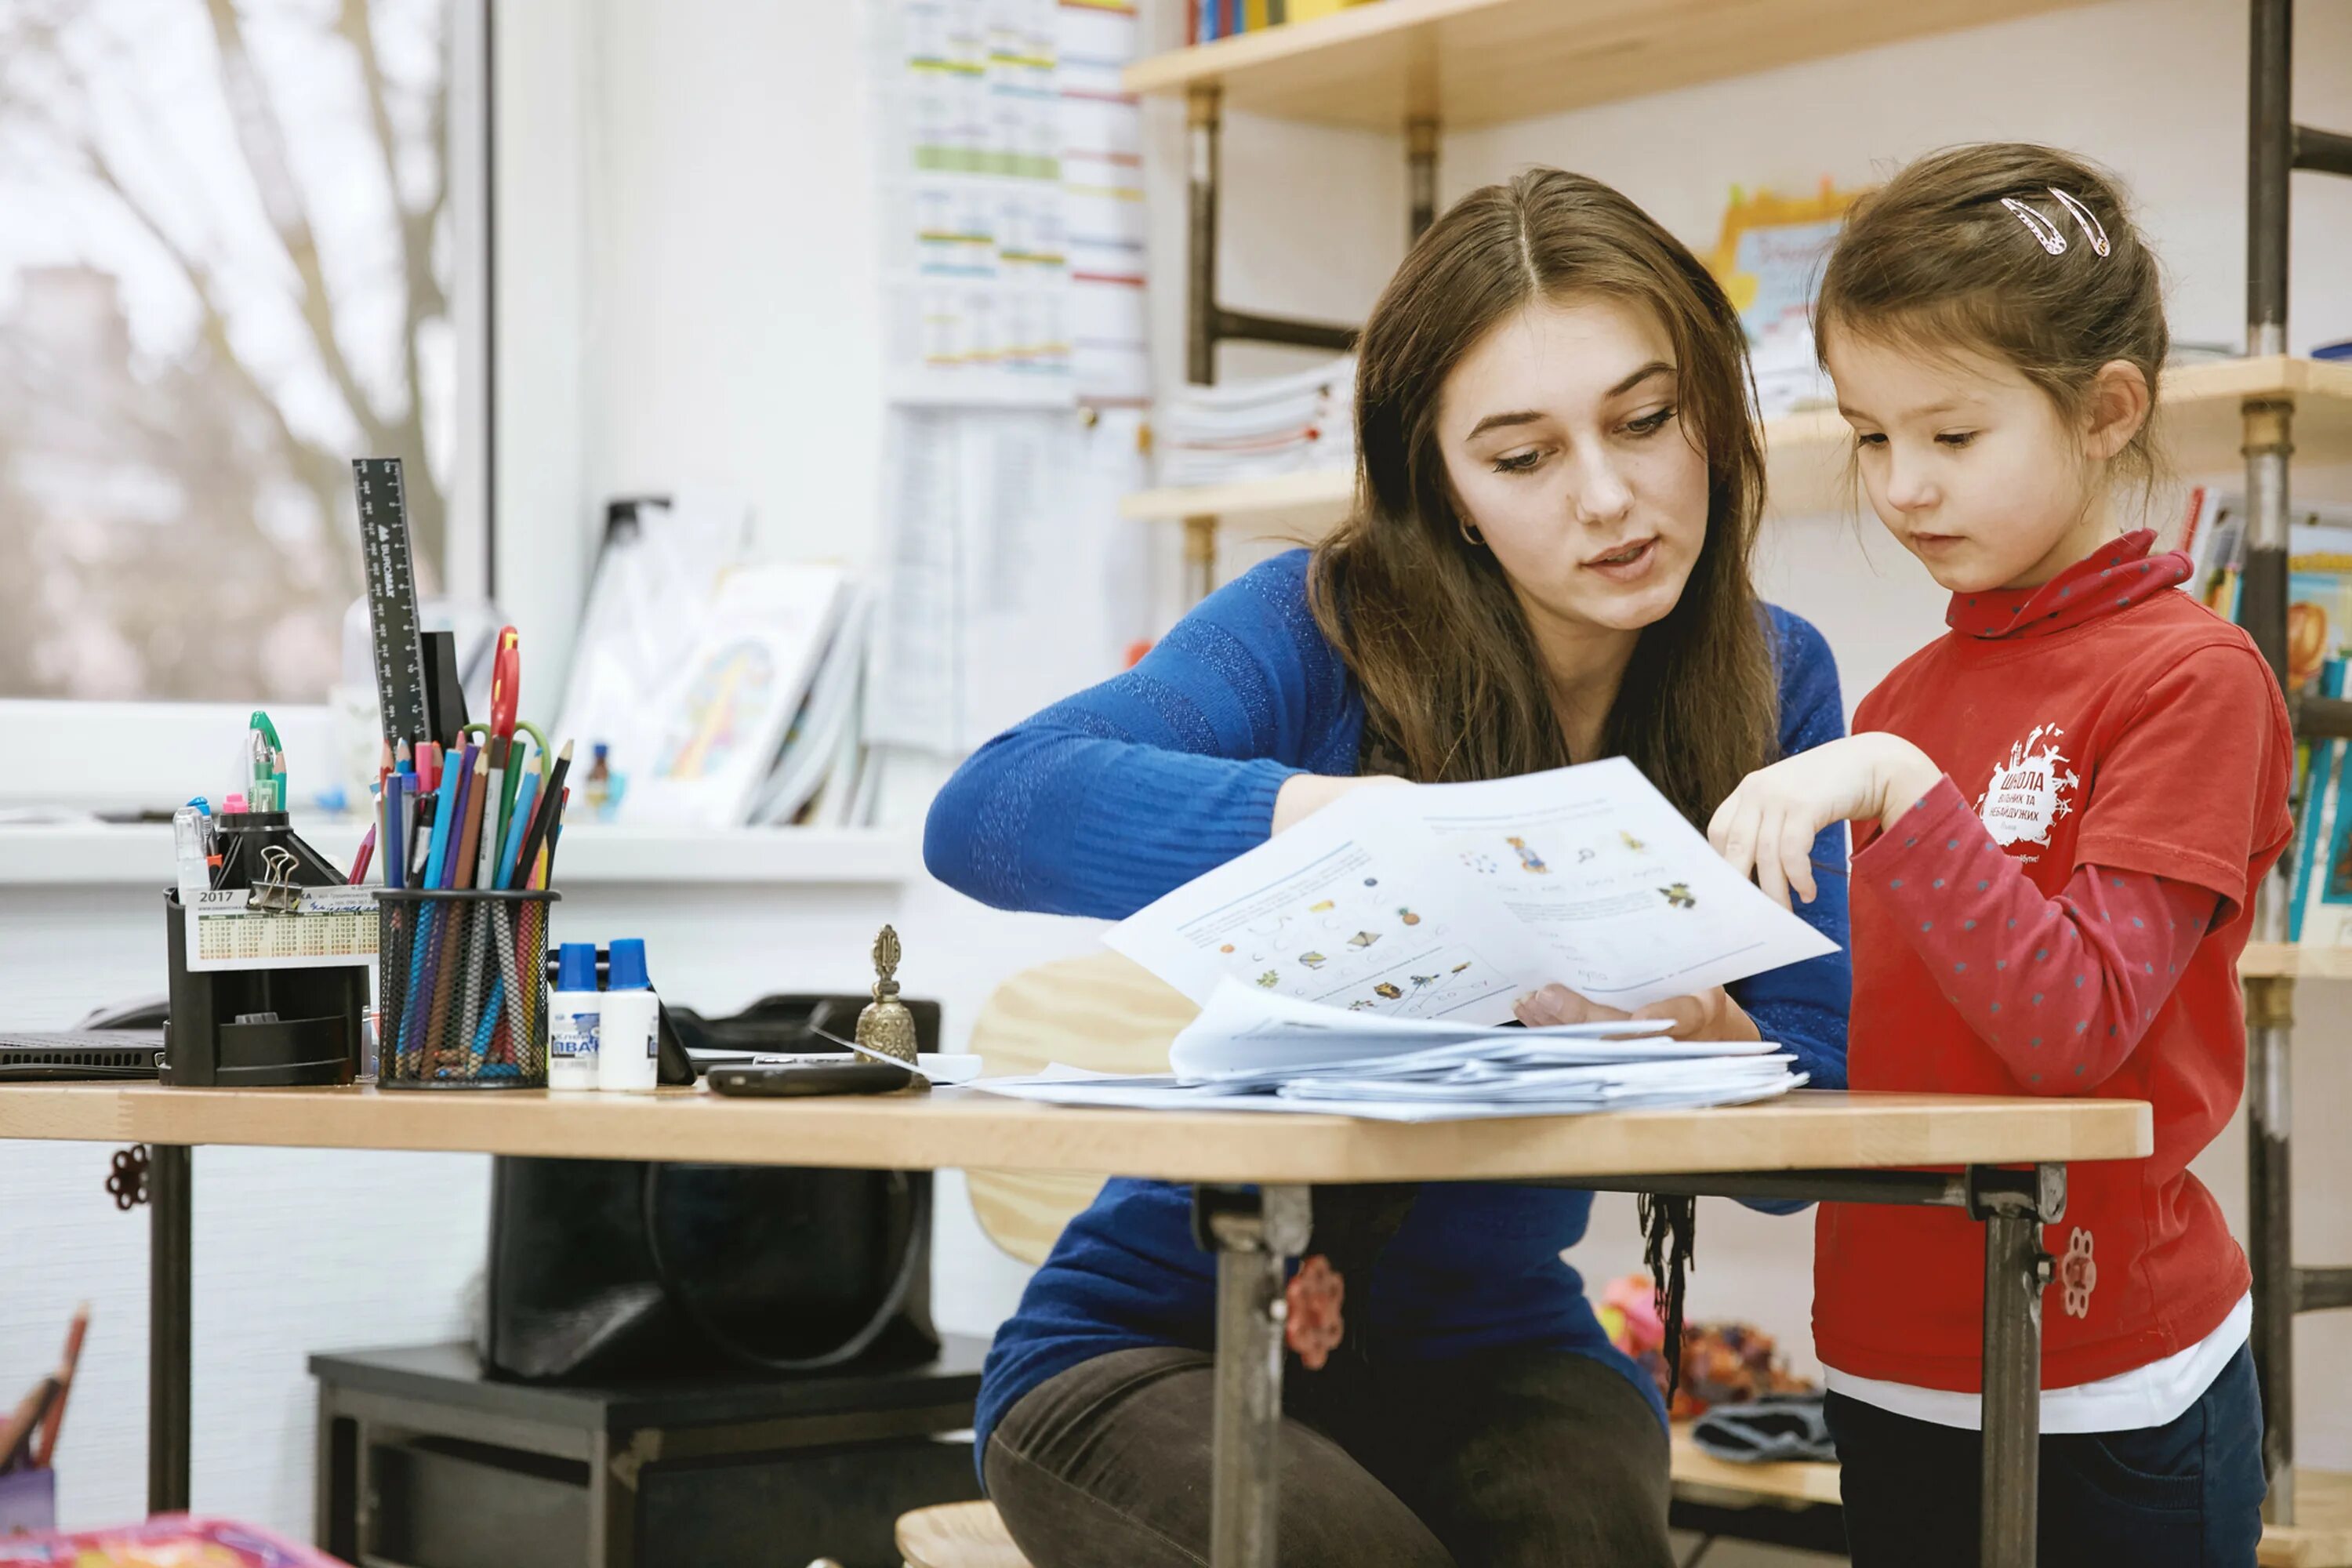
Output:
top-left (1154, 354), bottom-right (1356, 487)
top-left (2183, 492), bottom-right (2352, 694)
top-left (557, 539), bottom-right (880, 832)
top-left (1192, 0), bottom-right (1368, 44)
top-left (1705, 182), bottom-right (1864, 421)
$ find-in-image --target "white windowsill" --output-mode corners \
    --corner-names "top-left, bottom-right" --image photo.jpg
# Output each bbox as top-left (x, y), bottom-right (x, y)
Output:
top-left (0, 822), bottom-right (920, 889)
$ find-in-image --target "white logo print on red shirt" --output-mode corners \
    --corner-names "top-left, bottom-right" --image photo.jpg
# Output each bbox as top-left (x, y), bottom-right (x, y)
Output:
top-left (1975, 724), bottom-right (2082, 865)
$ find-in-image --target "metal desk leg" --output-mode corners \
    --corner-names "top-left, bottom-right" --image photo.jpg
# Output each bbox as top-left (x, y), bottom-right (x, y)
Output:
top-left (2246, 974), bottom-right (2296, 1523)
top-left (1970, 1164), bottom-right (2063, 1568)
top-left (1193, 1185), bottom-right (1311, 1568)
top-left (149, 1143), bottom-right (193, 1515)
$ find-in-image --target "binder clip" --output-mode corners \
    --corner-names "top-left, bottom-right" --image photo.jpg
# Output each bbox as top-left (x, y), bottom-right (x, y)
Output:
top-left (246, 846), bottom-right (303, 914)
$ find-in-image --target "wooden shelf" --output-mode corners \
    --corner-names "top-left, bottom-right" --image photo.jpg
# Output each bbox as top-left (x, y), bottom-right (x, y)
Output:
top-left (2241, 943), bottom-right (2352, 982)
top-left (1669, 1423), bottom-right (1840, 1508)
top-left (1123, 356), bottom-right (2352, 539)
top-left (2263, 1469), bottom-right (2352, 1568)
top-left (1122, 0), bottom-right (2100, 131)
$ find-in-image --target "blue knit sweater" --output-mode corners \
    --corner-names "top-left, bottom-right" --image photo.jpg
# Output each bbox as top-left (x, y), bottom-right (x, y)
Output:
top-left (926, 550), bottom-right (1853, 1477)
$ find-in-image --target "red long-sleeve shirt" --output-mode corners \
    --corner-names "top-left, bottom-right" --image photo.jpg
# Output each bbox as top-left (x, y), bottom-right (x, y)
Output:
top-left (1816, 532), bottom-right (2293, 1394)
top-left (1856, 779), bottom-right (2218, 1092)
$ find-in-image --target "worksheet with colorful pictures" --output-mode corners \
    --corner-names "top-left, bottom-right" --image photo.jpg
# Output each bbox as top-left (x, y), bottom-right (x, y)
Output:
top-left (1105, 758), bottom-right (1837, 1022)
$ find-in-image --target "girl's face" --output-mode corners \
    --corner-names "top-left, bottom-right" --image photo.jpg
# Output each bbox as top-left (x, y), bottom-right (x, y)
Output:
top-left (1438, 294), bottom-right (1711, 641)
top-left (1824, 330), bottom-right (2114, 593)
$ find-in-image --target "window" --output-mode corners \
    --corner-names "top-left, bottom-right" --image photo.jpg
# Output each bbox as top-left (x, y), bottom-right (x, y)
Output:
top-left (0, 0), bottom-right (487, 705)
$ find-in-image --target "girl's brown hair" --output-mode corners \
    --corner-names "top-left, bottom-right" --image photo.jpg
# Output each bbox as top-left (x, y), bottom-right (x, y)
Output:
top-left (1306, 167), bottom-right (1779, 828)
top-left (1815, 143), bottom-right (2169, 491)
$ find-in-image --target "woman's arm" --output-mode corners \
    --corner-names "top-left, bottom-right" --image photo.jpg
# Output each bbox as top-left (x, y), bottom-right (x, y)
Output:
top-left (924, 554), bottom-right (1358, 920)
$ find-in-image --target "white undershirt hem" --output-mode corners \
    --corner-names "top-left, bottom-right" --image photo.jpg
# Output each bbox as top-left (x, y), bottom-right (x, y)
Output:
top-left (1821, 1292), bottom-right (2251, 1435)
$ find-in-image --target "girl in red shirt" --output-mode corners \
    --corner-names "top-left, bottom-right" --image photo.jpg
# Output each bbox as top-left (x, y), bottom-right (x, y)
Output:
top-left (1711, 143), bottom-right (2291, 1566)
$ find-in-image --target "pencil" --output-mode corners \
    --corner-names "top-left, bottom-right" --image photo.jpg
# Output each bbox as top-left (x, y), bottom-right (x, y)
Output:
top-left (417, 747), bottom-right (477, 1071)
top-left (477, 737), bottom-right (508, 893)
top-left (499, 757), bottom-right (543, 890)
top-left (426, 751), bottom-right (489, 1070)
top-left (511, 742), bottom-right (572, 897)
top-left (399, 775), bottom-right (463, 1071)
top-left (31, 1304), bottom-right (89, 1468)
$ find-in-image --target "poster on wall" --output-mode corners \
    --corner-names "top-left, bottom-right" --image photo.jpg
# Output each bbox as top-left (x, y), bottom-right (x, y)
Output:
top-left (870, 0), bottom-right (1148, 408)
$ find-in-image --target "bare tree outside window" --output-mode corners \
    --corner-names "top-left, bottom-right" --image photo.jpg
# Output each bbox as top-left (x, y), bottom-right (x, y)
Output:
top-left (0, 0), bottom-right (466, 702)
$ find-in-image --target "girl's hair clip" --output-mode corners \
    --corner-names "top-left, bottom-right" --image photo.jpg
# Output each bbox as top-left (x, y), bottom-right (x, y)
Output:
top-left (2001, 197), bottom-right (2068, 255)
top-left (2047, 187), bottom-right (2111, 256)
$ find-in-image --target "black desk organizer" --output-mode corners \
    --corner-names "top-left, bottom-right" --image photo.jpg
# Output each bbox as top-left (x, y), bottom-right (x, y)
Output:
top-left (162, 810), bottom-right (365, 1087)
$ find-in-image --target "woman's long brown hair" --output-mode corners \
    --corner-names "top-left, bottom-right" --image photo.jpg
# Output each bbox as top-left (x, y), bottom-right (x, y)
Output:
top-left (1308, 168), bottom-right (1781, 826)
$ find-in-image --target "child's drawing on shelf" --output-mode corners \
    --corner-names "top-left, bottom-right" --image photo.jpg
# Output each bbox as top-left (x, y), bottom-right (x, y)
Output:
top-left (1506, 836), bottom-right (1550, 873)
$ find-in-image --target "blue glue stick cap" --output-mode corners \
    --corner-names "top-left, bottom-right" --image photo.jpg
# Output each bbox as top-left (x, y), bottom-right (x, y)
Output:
top-left (557, 942), bottom-right (598, 993)
top-left (608, 938), bottom-right (651, 990)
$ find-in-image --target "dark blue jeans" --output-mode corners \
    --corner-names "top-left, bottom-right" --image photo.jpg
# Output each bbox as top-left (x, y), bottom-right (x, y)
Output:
top-left (1824, 1342), bottom-right (2267, 1568)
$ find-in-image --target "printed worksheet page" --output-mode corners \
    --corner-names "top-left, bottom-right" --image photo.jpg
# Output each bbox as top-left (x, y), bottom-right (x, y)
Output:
top-left (1105, 758), bottom-right (1835, 1019)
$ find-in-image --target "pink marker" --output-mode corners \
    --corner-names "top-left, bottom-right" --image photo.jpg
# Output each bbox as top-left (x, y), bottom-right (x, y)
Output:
top-left (224, 793), bottom-right (249, 814)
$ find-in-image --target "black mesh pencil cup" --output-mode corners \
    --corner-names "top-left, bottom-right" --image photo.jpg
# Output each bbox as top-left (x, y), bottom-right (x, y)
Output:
top-left (376, 888), bottom-right (560, 1088)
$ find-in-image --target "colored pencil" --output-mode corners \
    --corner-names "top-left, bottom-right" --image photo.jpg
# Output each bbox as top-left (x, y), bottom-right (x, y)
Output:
top-left (511, 742), bottom-right (572, 897)
top-left (424, 751), bottom-right (488, 1069)
top-left (31, 1304), bottom-right (89, 1468)
top-left (499, 757), bottom-right (543, 891)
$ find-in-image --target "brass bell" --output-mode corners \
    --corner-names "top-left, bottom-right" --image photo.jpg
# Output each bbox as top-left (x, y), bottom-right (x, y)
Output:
top-left (855, 924), bottom-right (919, 1066)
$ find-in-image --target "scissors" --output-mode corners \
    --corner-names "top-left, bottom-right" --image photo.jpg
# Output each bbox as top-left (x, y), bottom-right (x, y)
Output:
top-left (488, 626), bottom-right (521, 742)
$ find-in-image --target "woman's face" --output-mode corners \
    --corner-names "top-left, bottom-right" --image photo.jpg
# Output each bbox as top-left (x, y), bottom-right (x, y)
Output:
top-left (1437, 294), bottom-right (1711, 638)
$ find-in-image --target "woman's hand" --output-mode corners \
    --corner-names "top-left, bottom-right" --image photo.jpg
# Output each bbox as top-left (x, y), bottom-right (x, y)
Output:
top-left (1272, 772), bottom-right (1409, 835)
top-left (1706, 733), bottom-right (1942, 907)
top-left (1514, 983), bottom-right (1761, 1043)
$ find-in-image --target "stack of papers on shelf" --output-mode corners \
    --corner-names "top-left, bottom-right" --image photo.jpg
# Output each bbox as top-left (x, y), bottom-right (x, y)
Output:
top-left (1155, 356), bottom-right (1356, 487)
top-left (971, 984), bottom-right (1806, 1122)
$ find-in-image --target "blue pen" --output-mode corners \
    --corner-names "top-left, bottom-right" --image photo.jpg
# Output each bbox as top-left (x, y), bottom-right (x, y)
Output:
top-left (383, 774), bottom-right (406, 890)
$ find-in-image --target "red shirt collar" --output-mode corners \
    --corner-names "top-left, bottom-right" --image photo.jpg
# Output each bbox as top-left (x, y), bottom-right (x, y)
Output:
top-left (1944, 529), bottom-right (2193, 639)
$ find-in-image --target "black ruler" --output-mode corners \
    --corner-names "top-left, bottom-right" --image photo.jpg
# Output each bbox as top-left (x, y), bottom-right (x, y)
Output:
top-left (353, 457), bottom-right (430, 750)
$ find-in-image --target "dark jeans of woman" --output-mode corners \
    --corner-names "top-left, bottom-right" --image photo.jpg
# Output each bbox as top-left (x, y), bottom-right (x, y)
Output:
top-left (1825, 1341), bottom-right (2267, 1568)
top-left (983, 1343), bottom-right (1675, 1568)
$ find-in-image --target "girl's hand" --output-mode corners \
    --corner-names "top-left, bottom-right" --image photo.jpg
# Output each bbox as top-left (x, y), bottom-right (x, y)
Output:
top-left (1707, 733), bottom-right (1942, 908)
top-left (1515, 983), bottom-right (1761, 1043)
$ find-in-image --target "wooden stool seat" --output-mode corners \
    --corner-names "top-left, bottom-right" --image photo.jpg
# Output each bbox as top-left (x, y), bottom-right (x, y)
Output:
top-left (897, 1501), bottom-right (1032, 1568)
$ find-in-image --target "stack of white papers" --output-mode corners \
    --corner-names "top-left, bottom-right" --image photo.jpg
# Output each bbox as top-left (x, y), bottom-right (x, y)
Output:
top-left (970, 983), bottom-right (1809, 1122)
top-left (1155, 357), bottom-right (1356, 487)
top-left (971, 757), bottom-right (1835, 1123)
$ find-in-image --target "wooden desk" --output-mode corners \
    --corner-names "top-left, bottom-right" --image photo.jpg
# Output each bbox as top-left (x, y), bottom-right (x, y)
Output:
top-left (0, 1082), bottom-right (2147, 1178)
top-left (0, 1084), bottom-right (2151, 1568)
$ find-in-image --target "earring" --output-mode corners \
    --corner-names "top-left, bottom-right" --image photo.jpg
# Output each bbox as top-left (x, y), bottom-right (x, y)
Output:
top-left (2047, 187), bottom-right (2111, 256)
top-left (2001, 198), bottom-right (2067, 255)
top-left (1458, 517), bottom-right (1486, 547)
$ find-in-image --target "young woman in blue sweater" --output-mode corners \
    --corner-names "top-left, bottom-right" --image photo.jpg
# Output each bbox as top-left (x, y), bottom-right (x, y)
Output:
top-left (925, 169), bottom-right (1852, 1568)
